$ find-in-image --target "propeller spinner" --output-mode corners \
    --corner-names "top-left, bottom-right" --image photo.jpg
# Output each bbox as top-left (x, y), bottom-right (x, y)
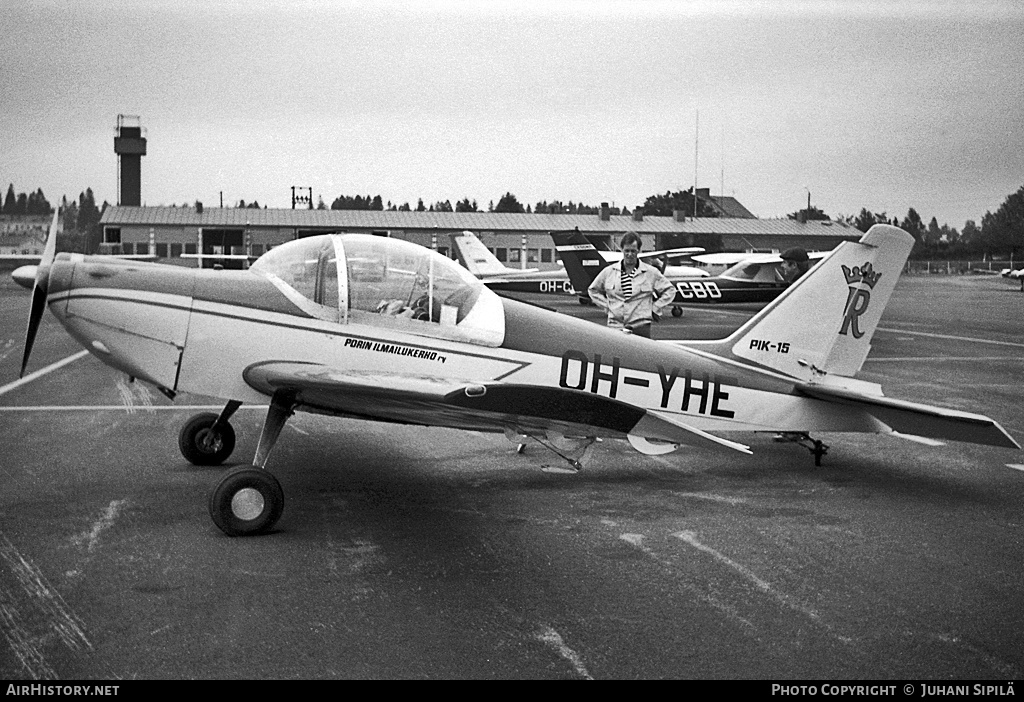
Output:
top-left (21, 209), bottom-right (60, 377)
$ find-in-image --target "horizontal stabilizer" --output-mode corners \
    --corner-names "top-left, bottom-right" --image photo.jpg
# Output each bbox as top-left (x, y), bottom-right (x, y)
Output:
top-left (629, 410), bottom-right (752, 455)
top-left (796, 382), bottom-right (1021, 450)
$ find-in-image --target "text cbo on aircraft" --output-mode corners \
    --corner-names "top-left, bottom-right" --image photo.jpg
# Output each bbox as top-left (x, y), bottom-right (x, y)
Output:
top-left (552, 228), bottom-right (829, 315)
top-left (20, 211), bottom-right (1020, 537)
top-left (449, 229), bottom-right (707, 297)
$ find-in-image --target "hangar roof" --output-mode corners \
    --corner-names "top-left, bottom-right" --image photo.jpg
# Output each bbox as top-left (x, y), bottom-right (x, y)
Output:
top-left (101, 206), bottom-right (859, 240)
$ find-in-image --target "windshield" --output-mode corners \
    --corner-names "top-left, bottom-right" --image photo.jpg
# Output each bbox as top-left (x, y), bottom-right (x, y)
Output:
top-left (251, 234), bottom-right (504, 346)
top-left (720, 258), bottom-right (783, 283)
top-left (250, 236), bottom-right (340, 320)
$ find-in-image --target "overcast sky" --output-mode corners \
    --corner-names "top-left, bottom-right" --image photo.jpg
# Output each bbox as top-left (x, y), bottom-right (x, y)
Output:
top-left (3, 0), bottom-right (1022, 228)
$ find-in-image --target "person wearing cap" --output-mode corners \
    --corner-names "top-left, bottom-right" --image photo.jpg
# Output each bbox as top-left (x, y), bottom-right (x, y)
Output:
top-left (587, 231), bottom-right (676, 339)
top-left (777, 247), bottom-right (810, 285)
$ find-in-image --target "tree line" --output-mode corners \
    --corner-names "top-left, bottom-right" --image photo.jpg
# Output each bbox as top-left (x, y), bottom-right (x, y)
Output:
top-left (3, 184), bottom-right (107, 253)
top-left (787, 187), bottom-right (1024, 260)
top-left (314, 189), bottom-right (719, 218)
top-left (6, 181), bottom-right (1022, 260)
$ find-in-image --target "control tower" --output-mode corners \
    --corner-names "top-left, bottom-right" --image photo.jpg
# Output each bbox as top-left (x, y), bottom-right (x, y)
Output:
top-left (114, 114), bottom-right (147, 206)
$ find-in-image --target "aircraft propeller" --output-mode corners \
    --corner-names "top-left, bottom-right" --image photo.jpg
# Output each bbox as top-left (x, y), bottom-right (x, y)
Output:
top-left (21, 209), bottom-right (60, 378)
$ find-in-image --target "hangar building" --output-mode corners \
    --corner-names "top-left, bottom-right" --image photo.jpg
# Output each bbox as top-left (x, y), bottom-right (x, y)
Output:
top-left (98, 204), bottom-right (860, 270)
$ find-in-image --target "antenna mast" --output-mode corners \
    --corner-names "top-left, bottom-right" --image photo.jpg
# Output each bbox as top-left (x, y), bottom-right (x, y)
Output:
top-left (693, 110), bottom-right (699, 219)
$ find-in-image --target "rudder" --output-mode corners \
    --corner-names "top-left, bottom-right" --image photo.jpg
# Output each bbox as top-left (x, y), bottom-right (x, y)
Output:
top-left (724, 224), bottom-right (914, 379)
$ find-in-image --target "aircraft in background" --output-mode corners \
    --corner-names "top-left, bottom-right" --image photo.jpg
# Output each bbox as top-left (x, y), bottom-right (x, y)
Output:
top-left (1000, 267), bottom-right (1023, 291)
top-left (546, 228), bottom-right (708, 278)
top-left (552, 229), bottom-right (828, 315)
top-left (450, 229), bottom-right (706, 296)
top-left (449, 231), bottom-right (577, 295)
top-left (20, 211), bottom-right (1019, 536)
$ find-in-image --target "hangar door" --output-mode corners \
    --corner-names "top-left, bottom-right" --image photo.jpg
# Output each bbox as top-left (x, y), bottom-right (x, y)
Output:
top-left (201, 228), bottom-right (245, 269)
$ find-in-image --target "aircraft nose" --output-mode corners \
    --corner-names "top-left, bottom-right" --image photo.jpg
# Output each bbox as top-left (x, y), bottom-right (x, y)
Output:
top-left (48, 255), bottom-right (76, 294)
top-left (52, 256), bottom-right (196, 392)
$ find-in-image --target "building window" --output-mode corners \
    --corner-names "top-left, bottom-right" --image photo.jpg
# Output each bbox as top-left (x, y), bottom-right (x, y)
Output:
top-left (104, 227), bottom-right (121, 244)
top-left (184, 243), bottom-right (197, 255)
top-left (495, 247), bottom-right (507, 262)
top-left (541, 248), bottom-right (552, 263)
top-left (170, 243), bottom-right (183, 258)
top-left (250, 244), bottom-right (264, 257)
top-left (509, 249), bottom-right (521, 263)
top-left (155, 243), bottom-right (168, 258)
top-left (527, 248), bottom-right (539, 263)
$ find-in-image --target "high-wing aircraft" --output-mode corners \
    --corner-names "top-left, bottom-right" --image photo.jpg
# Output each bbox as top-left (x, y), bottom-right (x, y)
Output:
top-left (546, 228), bottom-right (708, 278)
top-left (20, 211), bottom-right (1019, 537)
top-left (450, 230), bottom-right (707, 296)
top-left (552, 229), bottom-right (828, 314)
top-left (449, 231), bottom-right (577, 295)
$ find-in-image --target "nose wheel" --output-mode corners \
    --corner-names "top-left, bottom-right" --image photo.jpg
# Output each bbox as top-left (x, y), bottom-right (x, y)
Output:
top-left (179, 411), bottom-right (237, 465)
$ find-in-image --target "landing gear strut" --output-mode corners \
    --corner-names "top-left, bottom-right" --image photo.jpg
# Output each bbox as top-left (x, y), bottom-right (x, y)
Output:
top-left (505, 427), bottom-right (598, 473)
top-left (774, 432), bottom-right (830, 466)
top-left (206, 391), bottom-right (296, 537)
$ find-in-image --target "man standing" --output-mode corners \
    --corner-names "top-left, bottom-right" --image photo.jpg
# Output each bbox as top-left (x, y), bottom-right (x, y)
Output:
top-left (587, 232), bottom-right (677, 339)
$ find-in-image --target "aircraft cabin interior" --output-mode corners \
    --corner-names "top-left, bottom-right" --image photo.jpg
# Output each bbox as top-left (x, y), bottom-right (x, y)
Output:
top-left (249, 234), bottom-right (506, 346)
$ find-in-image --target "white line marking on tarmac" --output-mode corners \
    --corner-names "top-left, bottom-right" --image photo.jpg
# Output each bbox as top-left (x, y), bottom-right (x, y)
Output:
top-left (673, 531), bottom-right (842, 637)
top-left (670, 491), bottom-right (748, 505)
top-left (537, 626), bottom-right (593, 680)
top-left (865, 356), bottom-right (1023, 363)
top-left (876, 327), bottom-right (1024, 349)
top-left (0, 350), bottom-right (90, 397)
top-left (619, 533), bottom-right (754, 629)
top-left (673, 531), bottom-right (776, 594)
top-left (0, 405), bottom-right (270, 412)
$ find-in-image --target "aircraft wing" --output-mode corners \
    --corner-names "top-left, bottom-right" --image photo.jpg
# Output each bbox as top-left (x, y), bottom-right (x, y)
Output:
top-left (795, 382), bottom-right (1021, 449)
top-left (639, 246), bottom-right (705, 261)
top-left (242, 361), bottom-right (750, 453)
top-left (180, 253), bottom-right (257, 260)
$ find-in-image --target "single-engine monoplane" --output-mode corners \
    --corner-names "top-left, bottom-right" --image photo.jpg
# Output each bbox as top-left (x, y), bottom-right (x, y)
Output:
top-left (20, 211), bottom-right (1020, 536)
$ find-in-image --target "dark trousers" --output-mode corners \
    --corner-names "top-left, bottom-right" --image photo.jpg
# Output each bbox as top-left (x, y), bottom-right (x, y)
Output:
top-left (626, 323), bottom-right (652, 338)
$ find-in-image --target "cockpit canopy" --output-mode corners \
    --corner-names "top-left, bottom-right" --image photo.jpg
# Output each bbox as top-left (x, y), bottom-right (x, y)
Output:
top-left (250, 234), bottom-right (505, 346)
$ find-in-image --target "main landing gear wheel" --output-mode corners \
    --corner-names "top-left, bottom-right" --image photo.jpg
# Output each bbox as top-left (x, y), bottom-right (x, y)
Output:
top-left (179, 412), bottom-right (236, 465)
top-left (209, 466), bottom-right (284, 537)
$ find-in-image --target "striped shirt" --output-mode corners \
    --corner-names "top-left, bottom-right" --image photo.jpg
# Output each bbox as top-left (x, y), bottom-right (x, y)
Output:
top-left (620, 265), bottom-right (638, 298)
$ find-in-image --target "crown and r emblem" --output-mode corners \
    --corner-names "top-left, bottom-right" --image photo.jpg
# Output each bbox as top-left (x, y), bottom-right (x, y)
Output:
top-left (842, 262), bottom-right (882, 288)
top-left (838, 261), bottom-right (882, 339)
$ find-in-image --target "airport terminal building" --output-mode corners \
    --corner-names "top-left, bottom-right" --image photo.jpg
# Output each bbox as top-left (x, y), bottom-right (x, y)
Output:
top-left (98, 205), bottom-right (860, 270)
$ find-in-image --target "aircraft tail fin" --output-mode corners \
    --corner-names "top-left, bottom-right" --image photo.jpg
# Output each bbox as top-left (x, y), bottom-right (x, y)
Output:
top-left (714, 224), bottom-right (915, 380)
top-left (550, 229), bottom-right (609, 298)
top-left (450, 231), bottom-right (537, 276)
